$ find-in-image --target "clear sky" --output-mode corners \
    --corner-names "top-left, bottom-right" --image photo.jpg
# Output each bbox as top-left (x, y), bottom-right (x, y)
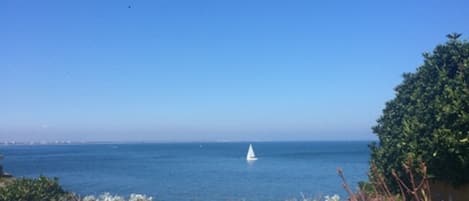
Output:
top-left (1, 0), bottom-right (469, 142)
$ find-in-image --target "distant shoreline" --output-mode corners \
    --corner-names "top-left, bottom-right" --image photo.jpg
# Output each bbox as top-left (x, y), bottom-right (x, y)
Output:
top-left (0, 140), bottom-right (376, 146)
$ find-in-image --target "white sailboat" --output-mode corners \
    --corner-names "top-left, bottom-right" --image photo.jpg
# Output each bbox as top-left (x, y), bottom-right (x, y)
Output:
top-left (246, 144), bottom-right (258, 161)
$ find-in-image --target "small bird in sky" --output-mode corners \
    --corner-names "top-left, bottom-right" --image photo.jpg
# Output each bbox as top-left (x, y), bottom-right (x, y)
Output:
top-left (128, 5), bottom-right (131, 8)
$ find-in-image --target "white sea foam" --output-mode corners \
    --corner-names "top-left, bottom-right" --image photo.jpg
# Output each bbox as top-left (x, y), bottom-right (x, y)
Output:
top-left (82, 192), bottom-right (153, 201)
top-left (80, 192), bottom-right (339, 201)
top-left (285, 193), bottom-right (341, 201)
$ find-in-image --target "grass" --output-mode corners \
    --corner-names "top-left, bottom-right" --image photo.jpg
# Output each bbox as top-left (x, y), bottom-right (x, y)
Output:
top-left (338, 159), bottom-right (432, 201)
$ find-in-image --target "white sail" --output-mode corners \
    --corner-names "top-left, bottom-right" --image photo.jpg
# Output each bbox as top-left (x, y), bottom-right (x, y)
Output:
top-left (246, 144), bottom-right (258, 161)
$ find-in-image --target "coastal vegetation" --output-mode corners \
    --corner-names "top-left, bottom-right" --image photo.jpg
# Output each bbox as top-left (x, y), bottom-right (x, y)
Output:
top-left (0, 176), bottom-right (153, 201)
top-left (334, 33), bottom-right (469, 201)
top-left (0, 176), bottom-right (77, 201)
top-left (370, 33), bottom-right (469, 194)
top-left (339, 159), bottom-right (432, 201)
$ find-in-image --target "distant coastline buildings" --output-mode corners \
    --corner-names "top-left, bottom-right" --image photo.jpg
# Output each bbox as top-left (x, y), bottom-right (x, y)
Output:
top-left (0, 140), bottom-right (130, 146)
top-left (1, 140), bottom-right (74, 145)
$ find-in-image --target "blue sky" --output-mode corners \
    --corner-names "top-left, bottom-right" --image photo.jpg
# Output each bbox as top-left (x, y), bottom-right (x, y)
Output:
top-left (1, 0), bottom-right (469, 142)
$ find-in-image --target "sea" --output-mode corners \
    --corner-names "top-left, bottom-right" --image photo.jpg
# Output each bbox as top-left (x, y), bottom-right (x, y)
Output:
top-left (0, 141), bottom-right (370, 201)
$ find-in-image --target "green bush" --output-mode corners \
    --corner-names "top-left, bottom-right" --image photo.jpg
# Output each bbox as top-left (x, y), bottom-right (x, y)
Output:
top-left (370, 33), bottom-right (469, 192)
top-left (0, 176), bottom-right (77, 201)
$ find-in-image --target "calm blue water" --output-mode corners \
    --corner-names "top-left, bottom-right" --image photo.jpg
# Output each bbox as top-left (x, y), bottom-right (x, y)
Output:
top-left (1, 141), bottom-right (370, 201)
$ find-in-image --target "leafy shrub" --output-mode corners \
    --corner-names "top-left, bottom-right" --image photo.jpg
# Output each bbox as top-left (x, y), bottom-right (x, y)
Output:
top-left (0, 176), bottom-right (78, 201)
top-left (370, 33), bottom-right (469, 191)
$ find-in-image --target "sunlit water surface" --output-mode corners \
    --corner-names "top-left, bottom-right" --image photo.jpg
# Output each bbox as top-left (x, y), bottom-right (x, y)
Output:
top-left (1, 141), bottom-right (370, 201)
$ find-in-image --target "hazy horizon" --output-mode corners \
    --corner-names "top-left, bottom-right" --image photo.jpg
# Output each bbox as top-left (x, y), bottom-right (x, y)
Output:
top-left (1, 139), bottom-right (376, 144)
top-left (2, 0), bottom-right (469, 142)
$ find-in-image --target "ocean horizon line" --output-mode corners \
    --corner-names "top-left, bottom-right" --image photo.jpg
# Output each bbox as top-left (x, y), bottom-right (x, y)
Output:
top-left (0, 139), bottom-right (376, 146)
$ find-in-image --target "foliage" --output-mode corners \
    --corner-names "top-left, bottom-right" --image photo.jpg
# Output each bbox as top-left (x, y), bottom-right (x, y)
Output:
top-left (0, 176), bottom-right (78, 201)
top-left (339, 160), bottom-right (431, 201)
top-left (370, 33), bottom-right (469, 191)
top-left (0, 176), bottom-right (154, 201)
